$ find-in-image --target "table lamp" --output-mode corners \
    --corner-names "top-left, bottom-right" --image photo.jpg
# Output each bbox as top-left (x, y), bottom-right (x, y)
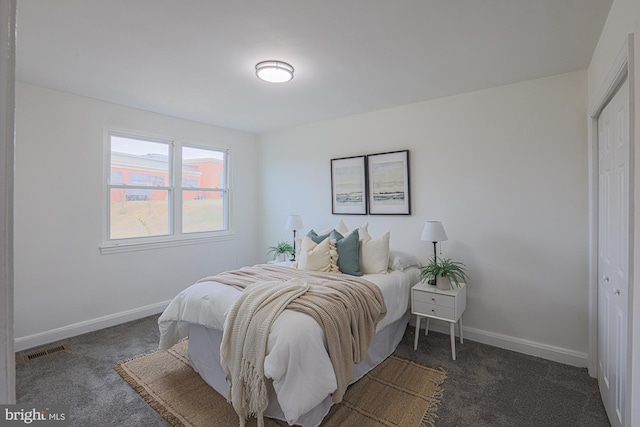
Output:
top-left (421, 221), bottom-right (448, 283)
top-left (285, 215), bottom-right (304, 261)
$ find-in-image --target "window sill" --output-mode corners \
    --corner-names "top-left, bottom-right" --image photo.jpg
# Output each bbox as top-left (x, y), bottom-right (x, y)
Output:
top-left (99, 233), bottom-right (234, 255)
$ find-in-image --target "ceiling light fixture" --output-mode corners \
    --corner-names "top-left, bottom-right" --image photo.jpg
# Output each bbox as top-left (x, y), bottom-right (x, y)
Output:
top-left (255, 60), bottom-right (294, 83)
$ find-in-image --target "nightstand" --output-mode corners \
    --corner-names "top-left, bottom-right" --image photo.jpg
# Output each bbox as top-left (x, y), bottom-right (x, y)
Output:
top-left (267, 260), bottom-right (295, 267)
top-left (411, 281), bottom-right (466, 360)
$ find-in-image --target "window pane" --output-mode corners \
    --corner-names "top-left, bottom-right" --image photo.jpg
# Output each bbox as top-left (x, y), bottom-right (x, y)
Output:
top-left (182, 190), bottom-right (225, 233)
top-left (111, 136), bottom-right (169, 186)
top-left (182, 147), bottom-right (225, 189)
top-left (110, 189), bottom-right (169, 239)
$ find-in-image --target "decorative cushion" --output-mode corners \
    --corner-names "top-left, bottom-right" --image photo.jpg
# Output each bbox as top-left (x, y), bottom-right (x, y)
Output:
top-left (334, 220), bottom-right (349, 235)
top-left (359, 231), bottom-right (390, 274)
top-left (388, 250), bottom-right (420, 271)
top-left (330, 229), bottom-right (363, 276)
top-left (319, 220), bottom-right (350, 236)
top-left (296, 236), bottom-right (339, 273)
top-left (307, 229), bottom-right (332, 244)
top-left (357, 223), bottom-right (371, 241)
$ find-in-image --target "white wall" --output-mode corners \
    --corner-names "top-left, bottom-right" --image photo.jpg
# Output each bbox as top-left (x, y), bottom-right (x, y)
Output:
top-left (259, 71), bottom-right (590, 365)
top-left (14, 83), bottom-right (260, 350)
top-left (588, 0), bottom-right (640, 424)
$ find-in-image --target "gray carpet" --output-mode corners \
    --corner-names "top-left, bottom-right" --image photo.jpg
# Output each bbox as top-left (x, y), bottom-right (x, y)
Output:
top-left (15, 315), bottom-right (610, 427)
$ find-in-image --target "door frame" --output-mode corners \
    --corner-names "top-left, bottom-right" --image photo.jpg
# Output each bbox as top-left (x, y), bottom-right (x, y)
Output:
top-left (0, 0), bottom-right (16, 405)
top-left (588, 33), bottom-right (635, 424)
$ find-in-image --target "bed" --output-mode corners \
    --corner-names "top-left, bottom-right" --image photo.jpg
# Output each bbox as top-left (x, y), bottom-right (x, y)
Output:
top-left (158, 228), bottom-right (421, 427)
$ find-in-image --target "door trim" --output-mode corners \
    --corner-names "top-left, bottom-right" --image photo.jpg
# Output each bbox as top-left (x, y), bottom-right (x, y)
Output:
top-left (588, 33), bottom-right (635, 425)
top-left (0, 0), bottom-right (16, 404)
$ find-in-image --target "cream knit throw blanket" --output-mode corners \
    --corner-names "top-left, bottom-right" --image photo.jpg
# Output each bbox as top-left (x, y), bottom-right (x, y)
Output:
top-left (201, 264), bottom-right (387, 406)
top-left (220, 278), bottom-right (310, 427)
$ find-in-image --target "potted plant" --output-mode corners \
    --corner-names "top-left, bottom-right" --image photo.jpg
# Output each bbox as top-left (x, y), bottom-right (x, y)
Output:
top-left (420, 256), bottom-right (468, 290)
top-left (267, 240), bottom-right (295, 262)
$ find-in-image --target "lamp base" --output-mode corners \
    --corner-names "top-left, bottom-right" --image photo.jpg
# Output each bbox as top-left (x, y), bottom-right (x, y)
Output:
top-left (291, 230), bottom-right (297, 261)
top-left (429, 241), bottom-right (438, 286)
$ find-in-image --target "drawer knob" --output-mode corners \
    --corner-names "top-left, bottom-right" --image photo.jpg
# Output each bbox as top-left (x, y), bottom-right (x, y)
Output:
top-left (431, 309), bottom-right (435, 313)
top-left (431, 297), bottom-right (435, 301)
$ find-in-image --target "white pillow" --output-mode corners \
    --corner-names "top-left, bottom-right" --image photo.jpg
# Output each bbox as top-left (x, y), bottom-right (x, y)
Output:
top-left (296, 236), bottom-right (339, 272)
top-left (357, 223), bottom-right (370, 241)
top-left (335, 219), bottom-right (349, 235)
top-left (388, 250), bottom-right (420, 271)
top-left (320, 219), bottom-right (350, 236)
top-left (359, 231), bottom-right (390, 274)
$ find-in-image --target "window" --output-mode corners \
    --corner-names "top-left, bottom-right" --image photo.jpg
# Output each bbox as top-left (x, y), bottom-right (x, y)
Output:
top-left (105, 131), bottom-right (229, 248)
top-left (181, 146), bottom-right (228, 233)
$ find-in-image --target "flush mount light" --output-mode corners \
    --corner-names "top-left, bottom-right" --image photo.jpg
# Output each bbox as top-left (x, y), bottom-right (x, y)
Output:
top-left (255, 60), bottom-right (294, 83)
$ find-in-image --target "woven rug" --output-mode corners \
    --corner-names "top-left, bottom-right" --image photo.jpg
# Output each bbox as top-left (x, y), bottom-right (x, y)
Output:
top-left (115, 340), bottom-right (446, 427)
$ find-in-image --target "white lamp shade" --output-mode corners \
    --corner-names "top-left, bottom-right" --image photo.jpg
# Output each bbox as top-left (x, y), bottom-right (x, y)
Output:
top-left (421, 221), bottom-right (448, 242)
top-left (285, 215), bottom-right (304, 231)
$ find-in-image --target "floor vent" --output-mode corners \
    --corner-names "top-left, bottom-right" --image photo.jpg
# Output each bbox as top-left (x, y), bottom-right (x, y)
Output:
top-left (24, 345), bottom-right (68, 361)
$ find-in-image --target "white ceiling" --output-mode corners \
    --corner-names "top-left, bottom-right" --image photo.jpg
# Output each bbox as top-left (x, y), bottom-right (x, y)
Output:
top-left (16, 1), bottom-right (612, 134)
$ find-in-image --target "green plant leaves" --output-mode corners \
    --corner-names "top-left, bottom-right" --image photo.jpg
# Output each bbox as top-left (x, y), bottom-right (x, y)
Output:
top-left (266, 240), bottom-right (295, 259)
top-left (420, 256), bottom-right (468, 287)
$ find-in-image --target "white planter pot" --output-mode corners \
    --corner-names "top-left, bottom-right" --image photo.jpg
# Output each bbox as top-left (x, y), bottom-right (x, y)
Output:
top-left (436, 276), bottom-right (451, 290)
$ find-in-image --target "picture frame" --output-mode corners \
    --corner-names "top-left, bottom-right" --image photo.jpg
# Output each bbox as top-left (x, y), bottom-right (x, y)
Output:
top-left (367, 150), bottom-right (411, 215)
top-left (331, 155), bottom-right (367, 215)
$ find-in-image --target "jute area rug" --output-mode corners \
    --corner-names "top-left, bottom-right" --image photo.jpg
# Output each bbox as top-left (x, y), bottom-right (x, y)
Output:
top-left (115, 340), bottom-right (447, 427)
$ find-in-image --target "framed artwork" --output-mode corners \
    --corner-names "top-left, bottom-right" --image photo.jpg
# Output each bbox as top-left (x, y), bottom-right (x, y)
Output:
top-left (367, 150), bottom-right (411, 215)
top-left (331, 155), bottom-right (367, 215)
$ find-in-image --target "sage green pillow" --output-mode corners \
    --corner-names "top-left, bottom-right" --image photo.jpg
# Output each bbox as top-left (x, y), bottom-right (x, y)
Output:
top-left (307, 229), bottom-right (332, 244)
top-left (330, 229), bottom-right (363, 276)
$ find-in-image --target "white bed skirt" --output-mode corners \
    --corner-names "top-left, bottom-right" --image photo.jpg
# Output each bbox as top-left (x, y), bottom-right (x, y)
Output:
top-left (187, 310), bottom-right (410, 427)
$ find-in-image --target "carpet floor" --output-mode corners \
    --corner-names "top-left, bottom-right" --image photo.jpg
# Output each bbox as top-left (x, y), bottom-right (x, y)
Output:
top-left (15, 314), bottom-right (610, 427)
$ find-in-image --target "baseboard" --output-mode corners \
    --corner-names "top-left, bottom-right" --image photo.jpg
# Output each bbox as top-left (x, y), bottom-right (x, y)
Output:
top-left (14, 300), bottom-right (171, 352)
top-left (414, 318), bottom-right (588, 368)
top-left (15, 303), bottom-right (589, 368)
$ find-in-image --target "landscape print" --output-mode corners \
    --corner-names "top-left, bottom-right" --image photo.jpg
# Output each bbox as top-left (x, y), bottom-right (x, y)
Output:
top-left (370, 160), bottom-right (405, 205)
top-left (331, 156), bottom-right (366, 214)
top-left (367, 150), bottom-right (410, 215)
top-left (335, 165), bottom-right (364, 205)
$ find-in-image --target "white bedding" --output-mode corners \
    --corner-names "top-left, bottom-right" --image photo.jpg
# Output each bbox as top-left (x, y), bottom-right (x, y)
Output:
top-left (158, 265), bottom-right (419, 425)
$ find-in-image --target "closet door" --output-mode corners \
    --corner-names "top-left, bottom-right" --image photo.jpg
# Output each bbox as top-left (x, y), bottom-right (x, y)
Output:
top-left (597, 77), bottom-right (629, 427)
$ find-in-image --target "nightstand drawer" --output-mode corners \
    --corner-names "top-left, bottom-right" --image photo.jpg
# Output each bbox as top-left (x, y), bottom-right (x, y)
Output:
top-left (412, 301), bottom-right (455, 320)
top-left (413, 291), bottom-right (454, 308)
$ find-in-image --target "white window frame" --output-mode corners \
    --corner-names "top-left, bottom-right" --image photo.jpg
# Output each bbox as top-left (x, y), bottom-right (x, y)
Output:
top-left (100, 129), bottom-right (232, 254)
